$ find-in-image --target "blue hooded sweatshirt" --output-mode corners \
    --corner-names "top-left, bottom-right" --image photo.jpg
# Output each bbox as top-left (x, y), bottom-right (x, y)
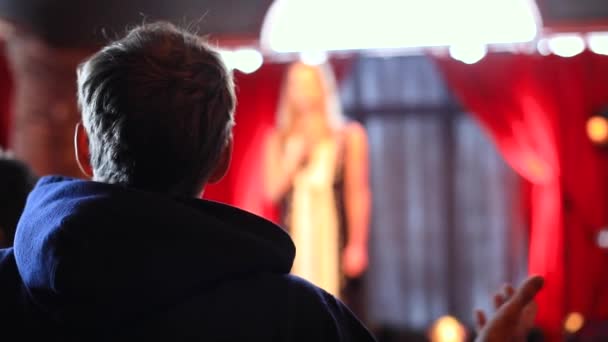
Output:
top-left (0, 176), bottom-right (375, 341)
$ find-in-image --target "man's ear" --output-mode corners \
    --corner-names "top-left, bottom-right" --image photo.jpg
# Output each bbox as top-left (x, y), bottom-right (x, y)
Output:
top-left (208, 138), bottom-right (233, 184)
top-left (74, 122), bottom-right (93, 178)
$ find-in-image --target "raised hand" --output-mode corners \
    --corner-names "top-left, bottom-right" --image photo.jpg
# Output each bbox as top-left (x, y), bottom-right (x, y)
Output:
top-left (475, 276), bottom-right (544, 342)
top-left (284, 135), bottom-right (310, 172)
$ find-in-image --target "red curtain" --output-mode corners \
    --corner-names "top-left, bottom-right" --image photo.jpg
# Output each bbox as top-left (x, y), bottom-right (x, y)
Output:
top-left (436, 51), bottom-right (608, 338)
top-left (0, 45), bottom-right (13, 148)
top-left (203, 63), bottom-right (287, 222)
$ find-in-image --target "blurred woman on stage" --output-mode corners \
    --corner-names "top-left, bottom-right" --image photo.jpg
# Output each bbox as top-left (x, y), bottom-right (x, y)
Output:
top-left (264, 62), bottom-right (371, 315)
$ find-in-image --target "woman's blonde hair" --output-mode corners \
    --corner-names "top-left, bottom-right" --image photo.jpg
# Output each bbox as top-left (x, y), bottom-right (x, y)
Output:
top-left (275, 62), bottom-right (345, 136)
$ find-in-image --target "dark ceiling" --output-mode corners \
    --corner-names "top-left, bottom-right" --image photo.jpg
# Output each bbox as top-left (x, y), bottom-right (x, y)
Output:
top-left (0, 0), bottom-right (273, 47)
top-left (0, 1), bottom-right (607, 48)
top-left (536, 0), bottom-right (608, 31)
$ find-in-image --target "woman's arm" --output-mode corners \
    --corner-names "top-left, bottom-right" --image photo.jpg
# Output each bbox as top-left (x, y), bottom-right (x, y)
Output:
top-left (263, 131), bottom-right (306, 203)
top-left (342, 122), bottom-right (371, 278)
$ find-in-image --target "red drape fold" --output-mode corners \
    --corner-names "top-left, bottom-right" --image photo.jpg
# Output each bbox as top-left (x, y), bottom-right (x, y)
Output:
top-left (204, 63), bottom-right (287, 223)
top-left (436, 51), bottom-right (608, 338)
top-left (0, 46), bottom-right (13, 147)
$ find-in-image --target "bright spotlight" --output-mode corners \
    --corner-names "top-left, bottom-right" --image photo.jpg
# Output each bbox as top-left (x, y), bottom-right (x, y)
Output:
top-left (548, 35), bottom-right (585, 58)
top-left (261, 0), bottom-right (538, 52)
top-left (564, 312), bottom-right (585, 334)
top-left (449, 44), bottom-right (487, 64)
top-left (219, 50), bottom-right (236, 70)
top-left (300, 51), bottom-right (328, 66)
top-left (587, 116), bottom-right (608, 146)
top-left (588, 32), bottom-right (608, 56)
top-left (232, 49), bottom-right (264, 74)
top-left (597, 229), bottom-right (608, 249)
top-left (536, 39), bottom-right (551, 56)
top-left (428, 316), bottom-right (467, 342)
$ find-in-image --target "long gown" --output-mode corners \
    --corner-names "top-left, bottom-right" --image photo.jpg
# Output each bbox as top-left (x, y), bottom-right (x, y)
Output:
top-left (284, 137), bottom-right (345, 297)
top-left (281, 133), bottom-right (367, 322)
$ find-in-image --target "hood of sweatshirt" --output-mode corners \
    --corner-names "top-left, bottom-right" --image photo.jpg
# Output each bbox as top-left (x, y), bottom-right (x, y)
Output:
top-left (13, 176), bottom-right (295, 330)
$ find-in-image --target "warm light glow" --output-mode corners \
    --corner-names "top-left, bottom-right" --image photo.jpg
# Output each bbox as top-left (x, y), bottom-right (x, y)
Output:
top-left (449, 44), bottom-right (487, 64)
top-left (429, 316), bottom-right (467, 342)
top-left (588, 32), bottom-right (608, 56)
top-left (220, 49), bottom-right (264, 74)
top-left (597, 229), bottom-right (608, 249)
top-left (564, 312), bottom-right (585, 334)
top-left (536, 39), bottom-right (551, 56)
top-left (548, 35), bottom-right (585, 58)
top-left (261, 0), bottom-right (539, 52)
top-left (233, 49), bottom-right (264, 74)
top-left (587, 116), bottom-right (608, 145)
top-left (300, 51), bottom-right (328, 66)
top-left (219, 50), bottom-right (235, 69)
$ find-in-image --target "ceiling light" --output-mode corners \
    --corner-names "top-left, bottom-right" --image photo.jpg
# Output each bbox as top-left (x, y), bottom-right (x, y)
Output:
top-left (220, 49), bottom-right (264, 74)
top-left (261, 0), bottom-right (539, 53)
top-left (449, 44), bottom-right (487, 64)
top-left (588, 32), bottom-right (608, 56)
top-left (548, 35), bottom-right (585, 58)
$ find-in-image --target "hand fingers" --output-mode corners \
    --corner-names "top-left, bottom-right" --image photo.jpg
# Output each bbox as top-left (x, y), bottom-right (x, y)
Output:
top-left (494, 293), bottom-right (505, 309)
top-left (524, 302), bottom-right (538, 317)
top-left (493, 284), bottom-right (515, 310)
top-left (521, 302), bottom-right (538, 329)
top-left (504, 284), bottom-right (515, 300)
top-left (501, 276), bottom-right (544, 316)
top-left (474, 309), bottom-right (487, 331)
